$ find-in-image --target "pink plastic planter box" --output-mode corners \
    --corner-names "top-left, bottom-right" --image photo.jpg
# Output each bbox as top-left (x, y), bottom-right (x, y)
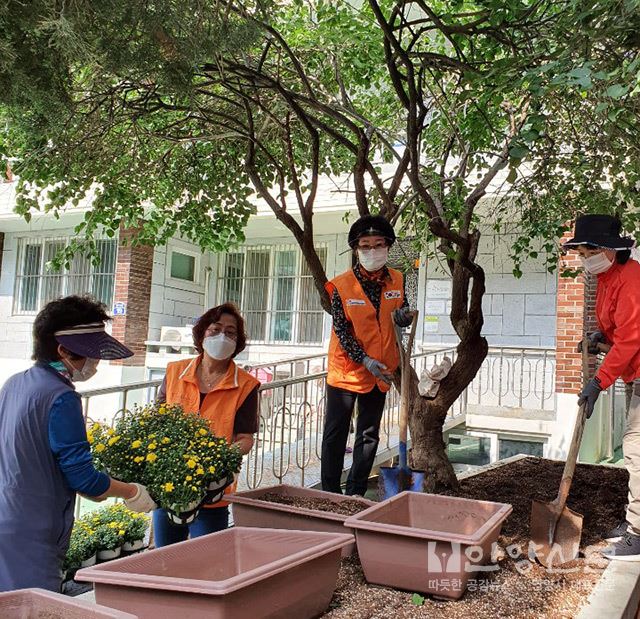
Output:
top-left (0, 588), bottom-right (137, 618)
top-left (227, 483), bottom-right (375, 556)
top-left (77, 527), bottom-right (352, 619)
top-left (345, 491), bottom-right (512, 600)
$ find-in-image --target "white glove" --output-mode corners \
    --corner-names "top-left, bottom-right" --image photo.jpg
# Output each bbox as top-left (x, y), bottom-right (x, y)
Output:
top-left (124, 483), bottom-right (157, 513)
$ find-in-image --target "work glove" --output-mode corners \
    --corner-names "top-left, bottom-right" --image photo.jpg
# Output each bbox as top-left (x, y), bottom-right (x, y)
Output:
top-left (576, 331), bottom-right (608, 354)
top-left (578, 377), bottom-right (603, 420)
top-left (125, 483), bottom-right (157, 513)
top-left (363, 355), bottom-right (392, 385)
top-left (393, 307), bottom-right (413, 328)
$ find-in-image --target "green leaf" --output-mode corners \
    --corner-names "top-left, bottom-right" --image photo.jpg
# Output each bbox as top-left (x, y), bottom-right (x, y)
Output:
top-left (506, 167), bottom-right (517, 184)
top-left (411, 593), bottom-right (425, 606)
top-left (605, 84), bottom-right (629, 99)
top-left (509, 145), bottom-right (529, 161)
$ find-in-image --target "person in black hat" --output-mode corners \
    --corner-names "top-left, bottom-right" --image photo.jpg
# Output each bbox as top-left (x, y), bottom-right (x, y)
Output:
top-left (321, 215), bottom-right (413, 496)
top-left (0, 295), bottom-right (156, 593)
top-left (563, 214), bottom-right (640, 560)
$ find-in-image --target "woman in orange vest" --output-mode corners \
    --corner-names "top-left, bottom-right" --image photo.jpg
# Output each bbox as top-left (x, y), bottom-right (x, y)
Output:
top-left (564, 215), bottom-right (640, 560)
top-left (321, 215), bottom-right (412, 495)
top-left (154, 302), bottom-right (260, 546)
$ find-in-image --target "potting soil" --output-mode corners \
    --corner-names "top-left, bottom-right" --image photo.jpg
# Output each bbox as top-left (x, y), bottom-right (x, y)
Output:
top-left (257, 493), bottom-right (371, 516)
top-left (322, 457), bottom-right (628, 619)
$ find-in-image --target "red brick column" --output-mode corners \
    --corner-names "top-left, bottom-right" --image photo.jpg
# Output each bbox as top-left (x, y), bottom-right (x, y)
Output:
top-left (555, 232), bottom-right (597, 393)
top-left (111, 228), bottom-right (153, 366)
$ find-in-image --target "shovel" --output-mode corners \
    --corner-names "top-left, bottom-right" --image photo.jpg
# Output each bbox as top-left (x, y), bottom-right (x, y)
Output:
top-left (530, 339), bottom-right (590, 567)
top-left (379, 310), bottom-right (426, 499)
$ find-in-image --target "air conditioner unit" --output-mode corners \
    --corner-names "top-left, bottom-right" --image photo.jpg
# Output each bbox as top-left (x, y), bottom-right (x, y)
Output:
top-left (160, 326), bottom-right (194, 344)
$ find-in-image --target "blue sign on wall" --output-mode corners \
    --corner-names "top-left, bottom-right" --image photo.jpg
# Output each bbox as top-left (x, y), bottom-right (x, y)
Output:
top-left (113, 302), bottom-right (126, 316)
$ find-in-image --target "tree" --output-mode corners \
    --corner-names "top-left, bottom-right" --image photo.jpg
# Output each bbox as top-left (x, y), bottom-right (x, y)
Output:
top-left (1, 0), bottom-right (639, 490)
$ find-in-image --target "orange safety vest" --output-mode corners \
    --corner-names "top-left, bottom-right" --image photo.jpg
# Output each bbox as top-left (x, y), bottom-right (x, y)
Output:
top-left (326, 268), bottom-right (404, 393)
top-left (164, 356), bottom-right (259, 508)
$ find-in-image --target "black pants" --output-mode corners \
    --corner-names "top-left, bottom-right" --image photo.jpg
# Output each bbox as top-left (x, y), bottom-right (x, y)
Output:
top-left (321, 384), bottom-right (387, 495)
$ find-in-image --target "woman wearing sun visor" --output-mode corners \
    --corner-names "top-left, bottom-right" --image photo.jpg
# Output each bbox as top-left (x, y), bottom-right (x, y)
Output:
top-left (0, 295), bottom-right (155, 593)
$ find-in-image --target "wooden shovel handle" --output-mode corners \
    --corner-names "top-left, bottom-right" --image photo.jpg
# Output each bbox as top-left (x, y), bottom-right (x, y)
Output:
top-left (555, 338), bottom-right (590, 510)
top-left (393, 311), bottom-right (418, 445)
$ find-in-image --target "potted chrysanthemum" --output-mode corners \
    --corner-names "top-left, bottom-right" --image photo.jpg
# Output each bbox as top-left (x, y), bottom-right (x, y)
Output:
top-left (90, 402), bottom-right (242, 523)
top-left (63, 520), bottom-right (98, 576)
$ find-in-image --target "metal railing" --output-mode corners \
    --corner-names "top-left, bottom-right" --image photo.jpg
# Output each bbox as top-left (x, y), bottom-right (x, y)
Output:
top-left (78, 345), bottom-right (556, 492)
top-left (466, 346), bottom-right (556, 411)
top-left (243, 353), bottom-right (328, 383)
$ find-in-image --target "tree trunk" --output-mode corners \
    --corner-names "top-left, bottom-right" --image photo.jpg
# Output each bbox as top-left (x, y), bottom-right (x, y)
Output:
top-left (406, 333), bottom-right (489, 492)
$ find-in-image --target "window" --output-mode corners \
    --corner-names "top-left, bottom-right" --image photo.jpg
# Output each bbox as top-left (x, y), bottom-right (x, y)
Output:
top-left (447, 435), bottom-right (490, 466)
top-left (14, 237), bottom-right (117, 314)
top-left (218, 244), bottom-right (327, 344)
top-left (498, 438), bottom-right (544, 460)
top-left (170, 250), bottom-right (197, 282)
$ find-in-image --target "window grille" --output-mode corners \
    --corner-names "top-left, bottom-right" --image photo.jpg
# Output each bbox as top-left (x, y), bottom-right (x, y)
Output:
top-left (14, 237), bottom-right (117, 314)
top-left (218, 244), bottom-right (327, 344)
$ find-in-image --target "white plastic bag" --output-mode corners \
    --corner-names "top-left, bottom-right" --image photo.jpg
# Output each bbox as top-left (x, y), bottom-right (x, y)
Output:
top-left (418, 356), bottom-right (452, 399)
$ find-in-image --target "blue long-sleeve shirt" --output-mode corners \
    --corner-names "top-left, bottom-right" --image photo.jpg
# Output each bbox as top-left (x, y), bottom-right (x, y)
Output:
top-left (48, 392), bottom-right (110, 497)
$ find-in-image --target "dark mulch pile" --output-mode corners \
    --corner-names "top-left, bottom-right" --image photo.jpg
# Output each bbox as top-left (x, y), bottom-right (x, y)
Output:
top-left (322, 458), bottom-right (628, 619)
top-left (257, 492), bottom-right (371, 516)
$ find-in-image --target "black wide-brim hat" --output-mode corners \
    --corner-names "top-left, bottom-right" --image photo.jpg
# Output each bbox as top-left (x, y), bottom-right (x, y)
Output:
top-left (55, 322), bottom-right (134, 360)
top-left (348, 215), bottom-right (396, 248)
top-left (563, 214), bottom-right (635, 250)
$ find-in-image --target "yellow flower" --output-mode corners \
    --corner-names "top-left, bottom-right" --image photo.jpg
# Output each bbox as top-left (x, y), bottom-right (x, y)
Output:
top-left (191, 486), bottom-right (198, 492)
top-left (186, 475), bottom-right (193, 481)
top-left (158, 406), bottom-right (166, 414)
top-left (208, 466), bottom-right (216, 474)
top-left (134, 456), bottom-right (144, 463)
top-left (148, 442), bottom-right (157, 450)
top-left (87, 432), bottom-right (94, 444)
top-left (161, 437), bottom-right (170, 444)
top-left (146, 453), bottom-right (158, 463)
top-left (198, 428), bottom-right (208, 436)
top-left (196, 468), bottom-right (204, 476)
top-left (119, 530), bottom-right (125, 536)
top-left (187, 459), bottom-right (196, 469)
top-left (208, 441), bottom-right (215, 447)
top-left (107, 428), bottom-right (115, 436)
top-left (163, 482), bottom-right (174, 492)
top-left (131, 440), bottom-right (142, 449)
top-left (95, 443), bottom-right (106, 453)
top-left (108, 436), bottom-right (120, 446)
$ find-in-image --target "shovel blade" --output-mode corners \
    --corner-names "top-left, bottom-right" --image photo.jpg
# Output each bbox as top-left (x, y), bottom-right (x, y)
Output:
top-left (530, 499), bottom-right (583, 568)
top-left (378, 466), bottom-right (426, 500)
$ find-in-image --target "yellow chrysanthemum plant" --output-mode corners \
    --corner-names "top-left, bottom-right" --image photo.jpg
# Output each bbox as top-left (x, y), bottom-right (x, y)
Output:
top-left (89, 402), bottom-right (242, 523)
top-left (64, 504), bottom-right (150, 574)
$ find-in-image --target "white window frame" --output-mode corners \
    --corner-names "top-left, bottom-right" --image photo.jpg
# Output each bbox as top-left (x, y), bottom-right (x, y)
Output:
top-left (13, 236), bottom-right (118, 316)
top-left (165, 242), bottom-right (202, 290)
top-left (216, 243), bottom-right (327, 345)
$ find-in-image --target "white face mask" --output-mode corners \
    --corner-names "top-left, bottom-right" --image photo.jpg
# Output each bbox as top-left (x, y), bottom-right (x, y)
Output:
top-left (203, 334), bottom-right (236, 360)
top-left (358, 247), bottom-right (388, 272)
top-left (71, 358), bottom-right (99, 382)
top-left (580, 252), bottom-right (614, 275)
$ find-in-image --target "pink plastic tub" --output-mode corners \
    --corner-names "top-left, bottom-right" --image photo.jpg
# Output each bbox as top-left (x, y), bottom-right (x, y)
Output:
top-left (345, 491), bottom-right (512, 599)
top-left (0, 588), bottom-right (137, 618)
top-left (227, 484), bottom-right (375, 556)
top-left (77, 527), bottom-right (352, 619)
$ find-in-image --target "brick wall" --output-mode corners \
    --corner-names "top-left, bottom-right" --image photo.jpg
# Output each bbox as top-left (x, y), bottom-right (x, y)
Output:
top-left (111, 228), bottom-right (153, 366)
top-left (555, 231), bottom-right (597, 393)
